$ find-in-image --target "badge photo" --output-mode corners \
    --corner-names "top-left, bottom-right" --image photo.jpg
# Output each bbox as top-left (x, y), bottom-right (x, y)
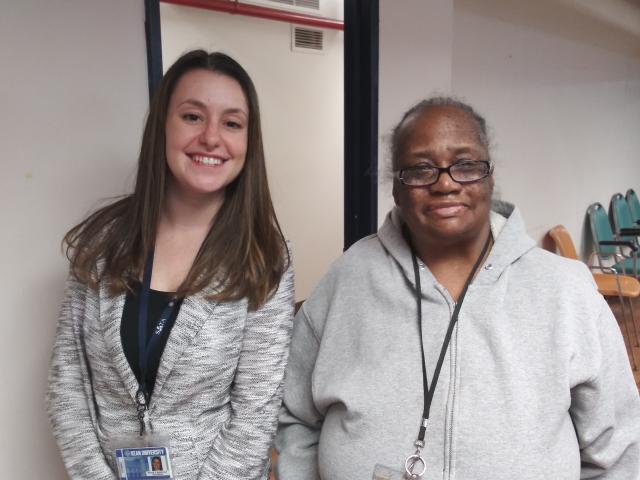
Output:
top-left (115, 446), bottom-right (174, 479)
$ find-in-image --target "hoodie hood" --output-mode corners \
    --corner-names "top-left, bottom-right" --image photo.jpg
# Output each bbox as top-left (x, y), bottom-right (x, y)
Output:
top-left (377, 200), bottom-right (537, 288)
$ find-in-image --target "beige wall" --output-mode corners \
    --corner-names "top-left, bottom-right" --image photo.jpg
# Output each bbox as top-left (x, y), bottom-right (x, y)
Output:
top-left (378, 0), bottom-right (454, 224)
top-left (0, 1), bottom-right (148, 478)
top-left (379, 0), bottom-right (640, 257)
top-left (6, 0), bottom-right (640, 476)
top-left (452, 0), bottom-right (640, 253)
top-left (160, 3), bottom-right (345, 300)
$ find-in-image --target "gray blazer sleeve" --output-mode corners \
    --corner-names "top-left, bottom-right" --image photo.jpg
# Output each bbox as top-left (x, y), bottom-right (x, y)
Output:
top-left (197, 261), bottom-right (295, 480)
top-left (572, 297), bottom-right (640, 478)
top-left (274, 305), bottom-right (324, 480)
top-left (45, 274), bottom-right (116, 479)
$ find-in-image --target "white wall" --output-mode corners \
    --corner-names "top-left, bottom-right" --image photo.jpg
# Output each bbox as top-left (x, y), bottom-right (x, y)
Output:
top-left (0, 1), bottom-right (148, 478)
top-left (160, 3), bottom-right (344, 300)
top-left (452, 0), bottom-right (640, 252)
top-left (6, 1), bottom-right (638, 475)
top-left (378, 0), bottom-right (454, 224)
top-left (378, 0), bottom-right (640, 257)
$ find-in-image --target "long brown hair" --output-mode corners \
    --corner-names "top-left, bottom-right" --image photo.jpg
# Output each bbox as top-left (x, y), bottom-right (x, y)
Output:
top-left (64, 50), bottom-right (288, 310)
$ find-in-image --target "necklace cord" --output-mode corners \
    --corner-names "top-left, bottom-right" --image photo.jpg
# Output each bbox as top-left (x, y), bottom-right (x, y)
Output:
top-left (409, 231), bottom-right (492, 442)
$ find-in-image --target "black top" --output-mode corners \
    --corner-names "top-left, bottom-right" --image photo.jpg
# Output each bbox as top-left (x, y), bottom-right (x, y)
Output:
top-left (121, 283), bottom-right (183, 399)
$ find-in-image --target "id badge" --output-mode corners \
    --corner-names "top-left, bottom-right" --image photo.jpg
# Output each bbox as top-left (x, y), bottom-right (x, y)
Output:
top-left (372, 464), bottom-right (406, 480)
top-left (113, 434), bottom-right (174, 479)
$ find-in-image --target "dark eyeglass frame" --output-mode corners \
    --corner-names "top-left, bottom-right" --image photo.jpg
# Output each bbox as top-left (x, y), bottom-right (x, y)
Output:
top-left (395, 160), bottom-right (493, 187)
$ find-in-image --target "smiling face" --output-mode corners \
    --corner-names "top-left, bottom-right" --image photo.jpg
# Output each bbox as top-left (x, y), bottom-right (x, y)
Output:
top-left (393, 105), bottom-right (494, 248)
top-left (165, 69), bottom-right (249, 202)
top-left (151, 458), bottom-right (162, 471)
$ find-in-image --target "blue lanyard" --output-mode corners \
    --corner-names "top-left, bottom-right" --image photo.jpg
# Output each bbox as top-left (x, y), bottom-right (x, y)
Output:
top-left (135, 247), bottom-right (178, 435)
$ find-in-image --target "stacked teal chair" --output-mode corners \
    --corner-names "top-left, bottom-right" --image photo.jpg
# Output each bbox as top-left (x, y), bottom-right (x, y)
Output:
top-left (627, 189), bottom-right (640, 224)
top-left (587, 202), bottom-right (639, 277)
top-left (610, 193), bottom-right (640, 245)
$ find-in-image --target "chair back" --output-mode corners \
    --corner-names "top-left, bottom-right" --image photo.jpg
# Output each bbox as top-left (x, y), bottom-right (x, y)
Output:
top-left (587, 203), bottom-right (617, 255)
top-left (627, 188), bottom-right (640, 223)
top-left (548, 225), bottom-right (578, 260)
top-left (610, 193), bottom-right (637, 241)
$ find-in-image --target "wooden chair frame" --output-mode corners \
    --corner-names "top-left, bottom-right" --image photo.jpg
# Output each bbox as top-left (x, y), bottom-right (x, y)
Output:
top-left (548, 225), bottom-right (640, 377)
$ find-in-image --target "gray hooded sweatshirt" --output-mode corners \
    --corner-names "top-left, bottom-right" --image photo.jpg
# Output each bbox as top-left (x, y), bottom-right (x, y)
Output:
top-left (276, 202), bottom-right (640, 480)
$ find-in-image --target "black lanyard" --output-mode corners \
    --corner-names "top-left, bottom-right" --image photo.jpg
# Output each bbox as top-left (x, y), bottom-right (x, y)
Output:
top-left (408, 232), bottom-right (492, 463)
top-left (135, 248), bottom-right (179, 435)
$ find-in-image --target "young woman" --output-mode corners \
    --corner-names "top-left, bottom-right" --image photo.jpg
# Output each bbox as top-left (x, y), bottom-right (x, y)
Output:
top-left (47, 50), bottom-right (294, 479)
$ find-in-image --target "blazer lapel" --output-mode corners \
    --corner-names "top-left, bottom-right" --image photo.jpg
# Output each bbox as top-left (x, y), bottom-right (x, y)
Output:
top-left (150, 293), bottom-right (216, 406)
top-left (99, 283), bottom-right (141, 402)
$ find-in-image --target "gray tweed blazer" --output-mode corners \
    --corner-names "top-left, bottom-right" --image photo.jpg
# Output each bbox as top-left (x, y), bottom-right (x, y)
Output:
top-left (46, 262), bottom-right (294, 479)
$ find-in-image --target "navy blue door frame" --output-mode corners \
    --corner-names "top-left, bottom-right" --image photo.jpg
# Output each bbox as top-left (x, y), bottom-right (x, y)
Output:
top-left (343, 0), bottom-right (378, 249)
top-left (144, 0), bottom-right (163, 100)
top-left (143, 0), bottom-right (379, 250)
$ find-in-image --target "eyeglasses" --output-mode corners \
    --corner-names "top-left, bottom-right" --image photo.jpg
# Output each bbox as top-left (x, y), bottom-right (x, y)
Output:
top-left (396, 160), bottom-right (493, 187)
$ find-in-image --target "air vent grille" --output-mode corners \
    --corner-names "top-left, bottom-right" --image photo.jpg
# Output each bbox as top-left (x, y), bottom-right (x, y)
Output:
top-left (295, 0), bottom-right (320, 8)
top-left (265, 0), bottom-right (319, 9)
top-left (293, 27), bottom-right (323, 52)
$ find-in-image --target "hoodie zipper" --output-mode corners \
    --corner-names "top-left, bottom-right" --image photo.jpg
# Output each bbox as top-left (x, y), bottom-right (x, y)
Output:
top-left (446, 321), bottom-right (459, 479)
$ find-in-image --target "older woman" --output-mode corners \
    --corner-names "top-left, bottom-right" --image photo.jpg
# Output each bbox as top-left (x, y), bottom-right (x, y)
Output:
top-left (275, 98), bottom-right (640, 479)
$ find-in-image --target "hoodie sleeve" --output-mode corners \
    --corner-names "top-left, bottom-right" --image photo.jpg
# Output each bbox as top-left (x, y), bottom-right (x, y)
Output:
top-left (571, 297), bottom-right (640, 479)
top-left (274, 305), bottom-right (324, 480)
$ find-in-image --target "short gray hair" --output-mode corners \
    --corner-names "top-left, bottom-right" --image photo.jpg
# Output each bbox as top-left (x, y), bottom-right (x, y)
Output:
top-left (390, 96), bottom-right (490, 170)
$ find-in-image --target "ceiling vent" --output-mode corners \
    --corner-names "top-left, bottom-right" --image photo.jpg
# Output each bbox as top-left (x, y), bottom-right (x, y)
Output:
top-left (265, 0), bottom-right (320, 9)
top-left (292, 26), bottom-right (324, 53)
top-left (294, 0), bottom-right (320, 9)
